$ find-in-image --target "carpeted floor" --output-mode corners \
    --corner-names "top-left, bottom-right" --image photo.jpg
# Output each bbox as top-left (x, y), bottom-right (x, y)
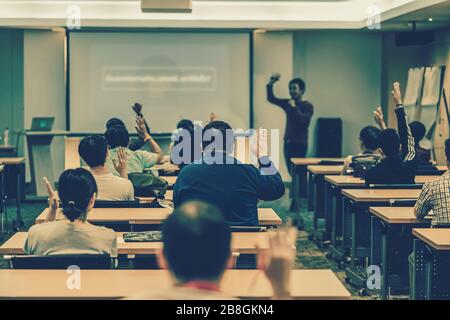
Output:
top-left (0, 188), bottom-right (380, 299)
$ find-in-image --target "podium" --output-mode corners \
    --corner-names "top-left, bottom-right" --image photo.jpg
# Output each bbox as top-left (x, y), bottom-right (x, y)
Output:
top-left (26, 131), bottom-right (69, 197)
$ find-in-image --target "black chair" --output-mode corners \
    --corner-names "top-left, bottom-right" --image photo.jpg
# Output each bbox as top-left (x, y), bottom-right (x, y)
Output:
top-left (8, 254), bottom-right (114, 269)
top-left (94, 200), bottom-right (141, 208)
top-left (319, 160), bottom-right (344, 165)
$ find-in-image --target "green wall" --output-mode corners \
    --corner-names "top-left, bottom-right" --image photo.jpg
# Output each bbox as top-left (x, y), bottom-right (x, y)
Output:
top-left (0, 28), bottom-right (24, 154)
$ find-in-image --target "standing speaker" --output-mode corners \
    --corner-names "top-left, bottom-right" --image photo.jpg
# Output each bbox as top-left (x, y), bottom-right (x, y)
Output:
top-left (316, 118), bottom-right (342, 157)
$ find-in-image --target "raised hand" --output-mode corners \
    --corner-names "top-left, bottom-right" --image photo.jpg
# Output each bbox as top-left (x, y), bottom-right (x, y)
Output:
top-left (258, 224), bottom-right (297, 299)
top-left (132, 102), bottom-right (143, 116)
top-left (269, 73), bottom-right (281, 85)
top-left (209, 112), bottom-right (217, 122)
top-left (135, 117), bottom-right (150, 140)
top-left (373, 106), bottom-right (387, 130)
top-left (250, 128), bottom-right (270, 159)
top-left (392, 82), bottom-right (403, 106)
top-left (112, 147), bottom-right (128, 178)
top-left (44, 177), bottom-right (59, 211)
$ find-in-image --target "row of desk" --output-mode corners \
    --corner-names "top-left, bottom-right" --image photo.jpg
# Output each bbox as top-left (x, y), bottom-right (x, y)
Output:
top-left (0, 197), bottom-right (353, 300)
top-left (0, 269), bottom-right (351, 299)
top-left (293, 158), bottom-right (450, 299)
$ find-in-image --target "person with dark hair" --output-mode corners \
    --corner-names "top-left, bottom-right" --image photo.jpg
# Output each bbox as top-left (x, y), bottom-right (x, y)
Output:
top-left (408, 138), bottom-right (450, 297)
top-left (106, 117), bottom-right (126, 130)
top-left (341, 125), bottom-right (381, 174)
top-left (173, 121), bottom-right (285, 226)
top-left (78, 135), bottom-right (134, 201)
top-left (128, 201), bottom-right (296, 300)
top-left (409, 121), bottom-right (431, 165)
top-left (105, 103), bottom-right (153, 152)
top-left (266, 73), bottom-right (314, 173)
top-left (170, 119), bottom-right (202, 171)
top-left (364, 82), bottom-right (417, 184)
top-left (105, 117), bottom-right (163, 175)
top-left (24, 169), bottom-right (117, 256)
top-left (414, 138), bottom-right (450, 224)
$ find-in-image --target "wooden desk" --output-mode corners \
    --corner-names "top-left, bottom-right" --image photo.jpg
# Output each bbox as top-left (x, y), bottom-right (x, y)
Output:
top-left (436, 165), bottom-right (448, 172)
top-left (340, 188), bottom-right (421, 289)
top-left (342, 189), bottom-right (421, 203)
top-left (290, 157), bottom-right (344, 212)
top-left (412, 228), bottom-right (450, 250)
top-left (369, 207), bottom-right (431, 299)
top-left (0, 157), bottom-right (25, 165)
top-left (0, 231), bottom-right (271, 256)
top-left (0, 269), bottom-right (350, 299)
top-left (369, 207), bottom-right (430, 224)
top-left (325, 175), bottom-right (438, 188)
top-left (0, 157), bottom-right (25, 231)
top-left (324, 178), bottom-right (428, 265)
top-left (35, 208), bottom-right (282, 228)
top-left (411, 228), bottom-right (450, 300)
top-left (305, 166), bottom-right (344, 242)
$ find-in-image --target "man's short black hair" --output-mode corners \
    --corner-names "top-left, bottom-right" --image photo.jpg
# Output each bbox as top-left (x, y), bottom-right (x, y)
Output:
top-left (202, 120), bottom-right (235, 154)
top-left (378, 128), bottom-right (400, 157)
top-left (409, 121), bottom-right (427, 144)
top-left (289, 78), bottom-right (306, 92)
top-left (359, 126), bottom-right (381, 151)
top-left (177, 119), bottom-right (194, 131)
top-left (162, 201), bottom-right (231, 282)
top-left (445, 138), bottom-right (450, 162)
top-left (78, 135), bottom-right (108, 168)
top-left (106, 118), bottom-right (125, 130)
top-left (105, 125), bottom-right (129, 149)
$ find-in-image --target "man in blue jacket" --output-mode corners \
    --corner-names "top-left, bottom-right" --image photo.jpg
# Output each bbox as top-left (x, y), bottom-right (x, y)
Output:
top-left (173, 121), bottom-right (285, 226)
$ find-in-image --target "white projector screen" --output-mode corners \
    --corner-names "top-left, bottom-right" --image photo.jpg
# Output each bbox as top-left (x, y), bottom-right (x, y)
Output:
top-left (69, 32), bottom-right (250, 133)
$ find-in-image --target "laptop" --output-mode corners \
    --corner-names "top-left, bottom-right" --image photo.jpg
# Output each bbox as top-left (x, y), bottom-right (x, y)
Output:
top-left (30, 117), bottom-right (55, 132)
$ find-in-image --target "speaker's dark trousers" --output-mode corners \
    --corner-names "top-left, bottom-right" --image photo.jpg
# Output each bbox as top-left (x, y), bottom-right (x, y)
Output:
top-left (284, 140), bottom-right (307, 176)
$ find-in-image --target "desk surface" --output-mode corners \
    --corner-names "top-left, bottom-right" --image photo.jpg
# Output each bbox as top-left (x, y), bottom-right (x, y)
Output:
top-left (341, 188), bottom-right (421, 202)
top-left (0, 269), bottom-right (350, 299)
top-left (0, 231), bottom-right (271, 255)
top-left (0, 157), bottom-right (25, 165)
top-left (291, 158), bottom-right (344, 166)
top-left (369, 207), bottom-right (430, 224)
top-left (35, 207), bottom-right (282, 226)
top-left (307, 165), bottom-right (344, 175)
top-left (161, 176), bottom-right (177, 187)
top-left (412, 228), bottom-right (450, 250)
top-left (325, 175), bottom-right (440, 187)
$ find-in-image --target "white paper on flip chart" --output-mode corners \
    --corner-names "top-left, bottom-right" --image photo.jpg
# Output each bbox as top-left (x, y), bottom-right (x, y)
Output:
top-left (403, 67), bottom-right (425, 108)
top-left (421, 66), bottom-right (442, 107)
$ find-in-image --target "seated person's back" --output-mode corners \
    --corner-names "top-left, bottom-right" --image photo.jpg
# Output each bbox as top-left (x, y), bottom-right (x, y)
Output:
top-left (170, 119), bottom-right (202, 170)
top-left (127, 201), bottom-right (296, 300)
top-left (78, 135), bottom-right (134, 201)
top-left (342, 125), bottom-right (381, 175)
top-left (174, 121), bottom-right (285, 226)
top-left (409, 121), bottom-right (432, 166)
top-left (414, 139), bottom-right (450, 225)
top-left (24, 168), bottom-right (117, 256)
top-left (365, 83), bottom-right (417, 185)
top-left (105, 125), bottom-right (161, 175)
